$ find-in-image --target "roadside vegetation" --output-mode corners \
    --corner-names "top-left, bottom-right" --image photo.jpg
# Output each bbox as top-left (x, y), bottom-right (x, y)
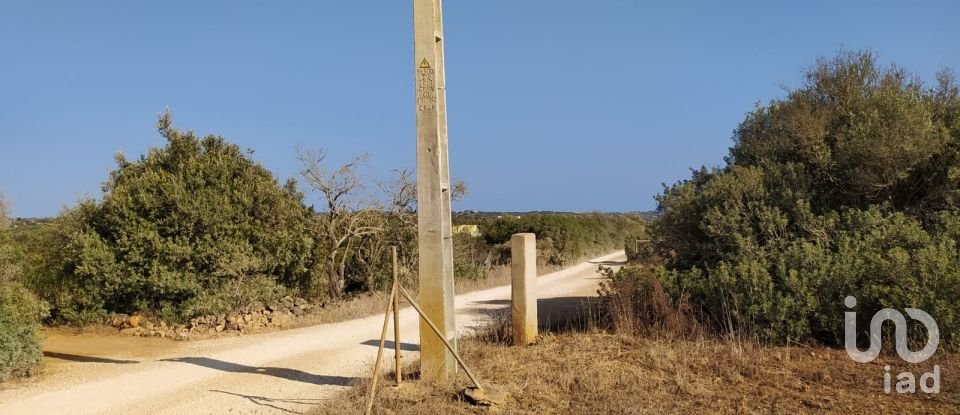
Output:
top-left (320, 333), bottom-right (959, 415)
top-left (647, 50), bottom-right (960, 347)
top-left (1, 113), bottom-right (642, 336)
top-left (319, 50), bottom-right (960, 414)
top-left (0, 197), bottom-right (46, 381)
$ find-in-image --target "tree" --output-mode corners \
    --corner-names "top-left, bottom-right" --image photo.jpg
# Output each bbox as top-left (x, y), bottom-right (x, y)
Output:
top-left (298, 148), bottom-right (383, 299)
top-left (37, 112), bottom-right (320, 323)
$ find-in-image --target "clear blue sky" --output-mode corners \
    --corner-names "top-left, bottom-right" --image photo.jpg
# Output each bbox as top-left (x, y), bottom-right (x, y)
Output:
top-left (1, 1), bottom-right (958, 217)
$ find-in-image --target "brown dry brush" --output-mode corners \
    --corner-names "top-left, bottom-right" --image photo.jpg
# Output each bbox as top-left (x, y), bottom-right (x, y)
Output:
top-left (597, 264), bottom-right (701, 340)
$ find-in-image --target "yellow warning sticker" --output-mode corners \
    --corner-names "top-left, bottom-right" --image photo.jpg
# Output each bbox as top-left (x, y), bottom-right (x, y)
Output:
top-left (419, 58), bottom-right (431, 69)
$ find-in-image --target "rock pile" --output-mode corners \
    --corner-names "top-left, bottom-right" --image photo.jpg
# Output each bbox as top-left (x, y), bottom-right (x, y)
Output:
top-left (109, 296), bottom-right (319, 340)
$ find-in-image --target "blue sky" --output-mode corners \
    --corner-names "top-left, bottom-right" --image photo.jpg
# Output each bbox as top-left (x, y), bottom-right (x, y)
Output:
top-left (1, 1), bottom-right (958, 217)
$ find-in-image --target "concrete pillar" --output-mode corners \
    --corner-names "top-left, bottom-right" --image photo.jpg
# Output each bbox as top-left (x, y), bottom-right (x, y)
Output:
top-left (511, 233), bottom-right (538, 345)
top-left (414, 0), bottom-right (457, 381)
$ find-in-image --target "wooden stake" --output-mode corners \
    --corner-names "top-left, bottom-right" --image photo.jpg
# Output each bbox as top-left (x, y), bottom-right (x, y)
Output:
top-left (364, 279), bottom-right (398, 415)
top-left (392, 246), bottom-right (402, 386)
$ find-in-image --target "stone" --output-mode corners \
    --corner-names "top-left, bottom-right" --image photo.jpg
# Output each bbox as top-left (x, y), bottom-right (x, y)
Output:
top-left (215, 324), bottom-right (225, 332)
top-left (463, 385), bottom-right (508, 407)
top-left (109, 313), bottom-right (129, 328)
top-left (119, 327), bottom-right (139, 336)
top-left (270, 313), bottom-right (292, 327)
top-left (127, 314), bottom-right (142, 329)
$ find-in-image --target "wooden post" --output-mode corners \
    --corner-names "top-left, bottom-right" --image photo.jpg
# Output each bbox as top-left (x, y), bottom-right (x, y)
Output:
top-left (364, 280), bottom-right (398, 415)
top-left (414, 0), bottom-right (457, 381)
top-left (392, 246), bottom-right (401, 385)
top-left (511, 233), bottom-right (538, 345)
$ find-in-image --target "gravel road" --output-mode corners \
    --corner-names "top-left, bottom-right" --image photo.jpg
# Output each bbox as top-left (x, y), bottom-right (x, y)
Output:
top-left (0, 251), bottom-right (625, 415)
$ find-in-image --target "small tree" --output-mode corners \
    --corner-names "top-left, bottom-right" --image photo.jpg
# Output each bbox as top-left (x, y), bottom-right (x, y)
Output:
top-left (298, 148), bottom-right (383, 298)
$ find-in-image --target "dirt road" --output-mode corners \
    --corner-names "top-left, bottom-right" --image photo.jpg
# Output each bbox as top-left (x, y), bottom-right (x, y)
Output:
top-left (0, 252), bottom-right (624, 415)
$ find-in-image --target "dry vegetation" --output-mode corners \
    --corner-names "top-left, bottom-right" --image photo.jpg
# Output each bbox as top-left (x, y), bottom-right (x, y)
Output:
top-left (317, 327), bottom-right (960, 415)
top-left (318, 261), bottom-right (960, 415)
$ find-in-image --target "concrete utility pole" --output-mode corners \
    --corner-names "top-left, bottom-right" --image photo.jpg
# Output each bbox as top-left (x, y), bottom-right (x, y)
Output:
top-left (413, 0), bottom-right (457, 381)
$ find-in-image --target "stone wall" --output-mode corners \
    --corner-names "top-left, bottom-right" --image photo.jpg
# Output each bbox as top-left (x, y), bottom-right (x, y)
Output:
top-left (109, 296), bottom-right (318, 340)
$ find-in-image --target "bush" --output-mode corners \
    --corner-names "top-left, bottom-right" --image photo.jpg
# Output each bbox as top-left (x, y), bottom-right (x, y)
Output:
top-left (469, 213), bottom-right (645, 266)
top-left (32, 113), bottom-right (320, 324)
top-left (599, 265), bottom-right (697, 338)
top-left (0, 283), bottom-right (45, 382)
top-left (0, 196), bottom-right (45, 381)
top-left (651, 51), bottom-right (960, 346)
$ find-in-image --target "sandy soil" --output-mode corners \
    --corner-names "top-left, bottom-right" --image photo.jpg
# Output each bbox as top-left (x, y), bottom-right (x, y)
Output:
top-left (0, 252), bottom-right (624, 415)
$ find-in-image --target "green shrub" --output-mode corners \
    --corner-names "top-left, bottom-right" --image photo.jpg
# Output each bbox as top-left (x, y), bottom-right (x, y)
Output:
top-left (33, 113), bottom-right (321, 324)
top-left (0, 282), bottom-right (45, 382)
top-left (652, 51), bottom-right (960, 346)
top-left (0, 196), bottom-right (45, 381)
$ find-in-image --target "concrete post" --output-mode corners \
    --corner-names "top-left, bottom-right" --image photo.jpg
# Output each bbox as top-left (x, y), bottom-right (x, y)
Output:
top-left (511, 233), bottom-right (538, 345)
top-left (414, 0), bottom-right (457, 381)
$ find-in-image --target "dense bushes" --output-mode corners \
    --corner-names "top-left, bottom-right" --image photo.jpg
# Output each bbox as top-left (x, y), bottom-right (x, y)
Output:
top-left (30, 113), bottom-right (319, 324)
top-left (649, 51), bottom-right (960, 346)
top-left (0, 197), bottom-right (45, 381)
top-left (16, 114), bottom-right (640, 327)
top-left (467, 213), bottom-right (645, 266)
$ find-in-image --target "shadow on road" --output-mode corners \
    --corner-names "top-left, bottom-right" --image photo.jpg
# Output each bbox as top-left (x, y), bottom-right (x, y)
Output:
top-left (588, 259), bottom-right (627, 267)
top-left (161, 357), bottom-right (358, 386)
top-left (360, 339), bottom-right (420, 352)
top-left (43, 351), bottom-right (139, 364)
top-left (466, 296), bottom-right (603, 334)
top-left (209, 389), bottom-right (328, 414)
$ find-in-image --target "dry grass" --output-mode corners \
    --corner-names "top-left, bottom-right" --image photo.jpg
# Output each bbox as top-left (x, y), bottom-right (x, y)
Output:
top-left (316, 283), bottom-right (960, 415)
top-left (317, 259), bottom-right (960, 414)
top-left (316, 328), bottom-right (960, 415)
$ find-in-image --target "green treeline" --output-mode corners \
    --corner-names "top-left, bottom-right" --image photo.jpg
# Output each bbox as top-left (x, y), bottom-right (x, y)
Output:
top-left (461, 213), bottom-right (645, 266)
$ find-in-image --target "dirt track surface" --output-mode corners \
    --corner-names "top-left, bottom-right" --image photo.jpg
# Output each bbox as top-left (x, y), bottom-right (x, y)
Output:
top-left (0, 252), bottom-right (624, 415)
